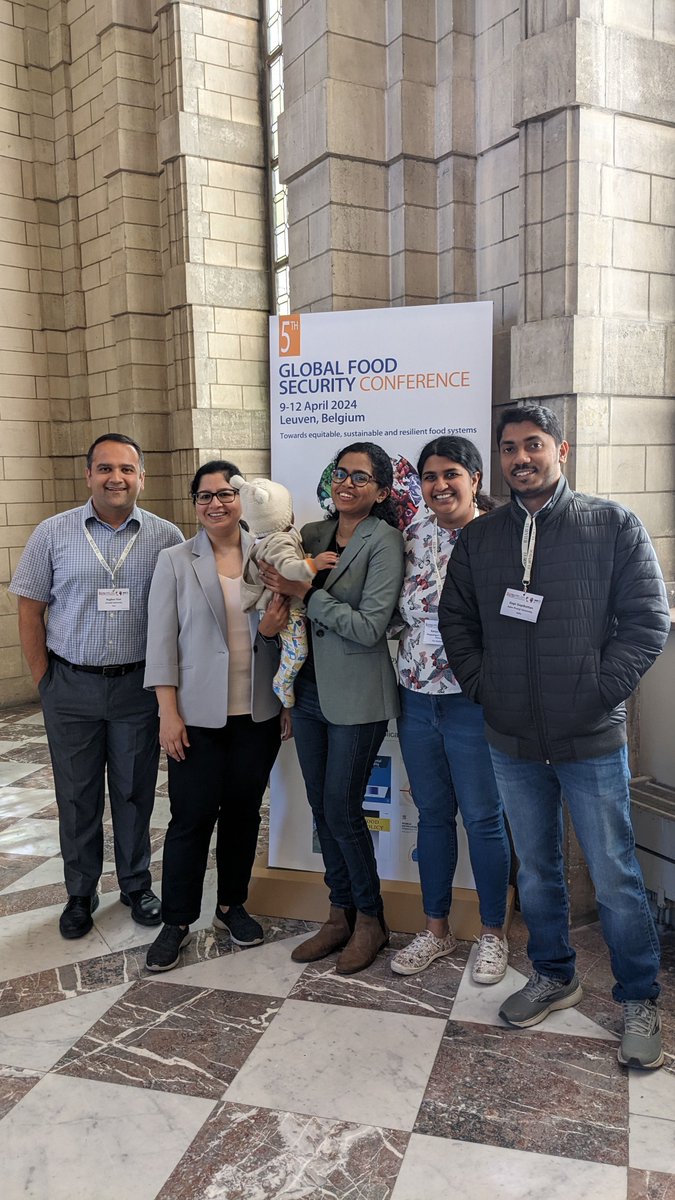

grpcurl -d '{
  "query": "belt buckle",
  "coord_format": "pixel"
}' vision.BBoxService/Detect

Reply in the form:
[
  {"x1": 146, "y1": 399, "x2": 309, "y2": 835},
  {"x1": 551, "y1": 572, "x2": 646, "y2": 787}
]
[{"x1": 101, "y1": 664, "x2": 117, "y2": 677}]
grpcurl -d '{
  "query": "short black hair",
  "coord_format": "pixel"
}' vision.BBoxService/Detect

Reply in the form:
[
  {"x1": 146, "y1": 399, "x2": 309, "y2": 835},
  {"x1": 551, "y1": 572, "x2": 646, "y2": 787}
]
[
  {"x1": 190, "y1": 459, "x2": 243, "y2": 501},
  {"x1": 496, "y1": 404, "x2": 564, "y2": 447},
  {"x1": 86, "y1": 433, "x2": 144, "y2": 470}
]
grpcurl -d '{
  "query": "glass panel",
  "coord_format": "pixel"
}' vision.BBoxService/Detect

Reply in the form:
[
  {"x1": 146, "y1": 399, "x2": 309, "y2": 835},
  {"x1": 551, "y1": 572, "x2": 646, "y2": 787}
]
[{"x1": 266, "y1": 7, "x2": 287, "y2": 312}]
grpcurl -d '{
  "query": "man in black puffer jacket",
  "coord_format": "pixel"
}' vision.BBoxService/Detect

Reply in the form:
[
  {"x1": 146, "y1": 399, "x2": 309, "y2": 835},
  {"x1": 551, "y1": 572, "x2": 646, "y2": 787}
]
[{"x1": 439, "y1": 403, "x2": 670, "y2": 1071}]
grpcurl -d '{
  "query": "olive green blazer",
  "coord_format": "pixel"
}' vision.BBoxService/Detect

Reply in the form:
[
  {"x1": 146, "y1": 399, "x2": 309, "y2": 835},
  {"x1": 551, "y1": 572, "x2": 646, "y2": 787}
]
[{"x1": 302, "y1": 515, "x2": 404, "y2": 725}]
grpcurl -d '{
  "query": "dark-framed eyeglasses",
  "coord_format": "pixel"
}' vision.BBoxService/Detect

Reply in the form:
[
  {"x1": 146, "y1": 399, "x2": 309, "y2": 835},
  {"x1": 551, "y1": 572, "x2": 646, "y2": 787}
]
[
  {"x1": 192, "y1": 489, "x2": 238, "y2": 505},
  {"x1": 331, "y1": 467, "x2": 376, "y2": 488}
]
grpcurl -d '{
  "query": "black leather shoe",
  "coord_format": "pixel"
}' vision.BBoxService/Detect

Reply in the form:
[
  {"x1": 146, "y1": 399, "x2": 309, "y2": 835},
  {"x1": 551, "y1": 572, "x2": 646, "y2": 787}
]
[
  {"x1": 59, "y1": 893, "x2": 100, "y2": 939},
  {"x1": 120, "y1": 888, "x2": 161, "y2": 926}
]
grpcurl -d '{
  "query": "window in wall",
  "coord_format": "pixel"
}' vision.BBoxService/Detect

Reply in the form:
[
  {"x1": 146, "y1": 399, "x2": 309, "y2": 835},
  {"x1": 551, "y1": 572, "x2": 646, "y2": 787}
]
[{"x1": 264, "y1": 0, "x2": 289, "y2": 314}]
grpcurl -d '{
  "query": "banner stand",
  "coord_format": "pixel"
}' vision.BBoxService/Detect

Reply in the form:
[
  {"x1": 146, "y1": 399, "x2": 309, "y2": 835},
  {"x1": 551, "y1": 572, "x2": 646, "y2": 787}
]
[{"x1": 248, "y1": 861, "x2": 515, "y2": 939}]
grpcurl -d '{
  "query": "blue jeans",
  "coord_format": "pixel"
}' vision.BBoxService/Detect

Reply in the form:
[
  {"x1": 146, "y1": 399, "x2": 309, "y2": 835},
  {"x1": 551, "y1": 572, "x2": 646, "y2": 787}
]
[
  {"x1": 292, "y1": 676, "x2": 387, "y2": 916},
  {"x1": 489, "y1": 745, "x2": 660, "y2": 1002},
  {"x1": 398, "y1": 686, "x2": 510, "y2": 926}
]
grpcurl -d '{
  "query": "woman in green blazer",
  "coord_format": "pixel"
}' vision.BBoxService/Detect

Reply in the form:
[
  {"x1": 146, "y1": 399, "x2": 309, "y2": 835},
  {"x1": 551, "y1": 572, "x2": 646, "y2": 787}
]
[{"x1": 259, "y1": 442, "x2": 404, "y2": 975}]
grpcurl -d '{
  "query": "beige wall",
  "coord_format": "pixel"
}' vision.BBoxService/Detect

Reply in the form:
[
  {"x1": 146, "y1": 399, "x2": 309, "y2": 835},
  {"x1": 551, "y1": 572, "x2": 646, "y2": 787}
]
[
  {"x1": 281, "y1": 0, "x2": 674, "y2": 601},
  {"x1": 0, "y1": 0, "x2": 271, "y2": 704},
  {"x1": 1, "y1": 0, "x2": 674, "y2": 708}
]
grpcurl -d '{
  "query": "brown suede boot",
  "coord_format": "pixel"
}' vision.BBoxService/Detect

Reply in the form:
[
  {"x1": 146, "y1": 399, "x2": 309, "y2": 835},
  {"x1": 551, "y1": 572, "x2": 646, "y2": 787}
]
[
  {"x1": 291, "y1": 905, "x2": 356, "y2": 963},
  {"x1": 335, "y1": 911, "x2": 390, "y2": 975}
]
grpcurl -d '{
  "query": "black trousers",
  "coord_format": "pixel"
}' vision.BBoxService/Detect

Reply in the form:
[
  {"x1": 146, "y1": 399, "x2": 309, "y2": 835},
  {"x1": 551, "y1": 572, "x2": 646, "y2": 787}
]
[{"x1": 160, "y1": 714, "x2": 281, "y2": 926}]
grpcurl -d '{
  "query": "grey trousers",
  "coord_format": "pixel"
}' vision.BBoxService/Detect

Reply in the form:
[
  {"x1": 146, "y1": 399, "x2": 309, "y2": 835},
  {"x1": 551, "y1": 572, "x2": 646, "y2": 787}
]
[{"x1": 39, "y1": 657, "x2": 160, "y2": 896}]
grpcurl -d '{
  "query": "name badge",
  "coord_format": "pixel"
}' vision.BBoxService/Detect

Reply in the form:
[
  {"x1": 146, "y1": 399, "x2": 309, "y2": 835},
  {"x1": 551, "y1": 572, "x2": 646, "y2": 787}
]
[
  {"x1": 500, "y1": 587, "x2": 543, "y2": 623},
  {"x1": 424, "y1": 618, "x2": 445, "y2": 646},
  {"x1": 98, "y1": 588, "x2": 130, "y2": 612}
]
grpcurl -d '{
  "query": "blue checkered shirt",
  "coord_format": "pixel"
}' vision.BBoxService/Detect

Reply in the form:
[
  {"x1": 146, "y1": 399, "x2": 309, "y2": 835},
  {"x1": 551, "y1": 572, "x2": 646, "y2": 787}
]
[{"x1": 10, "y1": 499, "x2": 184, "y2": 666}]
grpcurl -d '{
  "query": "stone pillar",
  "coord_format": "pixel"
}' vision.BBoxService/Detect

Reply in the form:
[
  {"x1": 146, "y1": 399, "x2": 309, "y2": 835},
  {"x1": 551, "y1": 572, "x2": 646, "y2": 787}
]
[
  {"x1": 511, "y1": 6, "x2": 675, "y2": 607},
  {"x1": 0, "y1": 0, "x2": 272, "y2": 701},
  {"x1": 156, "y1": 0, "x2": 270, "y2": 530}
]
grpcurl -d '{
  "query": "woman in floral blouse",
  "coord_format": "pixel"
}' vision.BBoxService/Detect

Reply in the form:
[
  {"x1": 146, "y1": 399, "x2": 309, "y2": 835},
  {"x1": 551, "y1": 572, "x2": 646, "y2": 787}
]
[{"x1": 391, "y1": 436, "x2": 511, "y2": 983}]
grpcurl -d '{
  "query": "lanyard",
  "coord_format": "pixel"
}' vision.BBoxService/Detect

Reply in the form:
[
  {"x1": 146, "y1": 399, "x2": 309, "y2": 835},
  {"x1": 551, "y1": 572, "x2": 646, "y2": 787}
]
[
  {"x1": 430, "y1": 509, "x2": 479, "y2": 597},
  {"x1": 520, "y1": 514, "x2": 537, "y2": 591},
  {"x1": 431, "y1": 521, "x2": 445, "y2": 597},
  {"x1": 83, "y1": 520, "x2": 140, "y2": 583}
]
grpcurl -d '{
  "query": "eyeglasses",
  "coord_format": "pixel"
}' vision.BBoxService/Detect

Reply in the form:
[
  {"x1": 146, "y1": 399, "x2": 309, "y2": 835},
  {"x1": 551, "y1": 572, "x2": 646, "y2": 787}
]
[
  {"x1": 331, "y1": 467, "x2": 376, "y2": 488},
  {"x1": 193, "y1": 489, "x2": 237, "y2": 505}
]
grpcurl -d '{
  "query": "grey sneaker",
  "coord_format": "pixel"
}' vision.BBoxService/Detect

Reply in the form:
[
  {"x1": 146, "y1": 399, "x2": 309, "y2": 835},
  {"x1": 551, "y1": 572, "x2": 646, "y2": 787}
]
[
  {"x1": 499, "y1": 970, "x2": 582, "y2": 1028},
  {"x1": 618, "y1": 999, "x2": 664, "y2": 1070}
]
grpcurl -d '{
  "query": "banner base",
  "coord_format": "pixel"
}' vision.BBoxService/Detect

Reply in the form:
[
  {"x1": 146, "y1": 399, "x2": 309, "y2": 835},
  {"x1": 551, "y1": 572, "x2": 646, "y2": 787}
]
[{"x1": 249, "y1": 862, "x2": 515, "y2": 940}]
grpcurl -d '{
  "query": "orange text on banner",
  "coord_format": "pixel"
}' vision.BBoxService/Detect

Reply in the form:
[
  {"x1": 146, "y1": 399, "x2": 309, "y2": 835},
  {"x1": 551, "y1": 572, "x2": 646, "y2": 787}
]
[{"x1": 279, "y1": 315, "x2": 301, "y2": 357}]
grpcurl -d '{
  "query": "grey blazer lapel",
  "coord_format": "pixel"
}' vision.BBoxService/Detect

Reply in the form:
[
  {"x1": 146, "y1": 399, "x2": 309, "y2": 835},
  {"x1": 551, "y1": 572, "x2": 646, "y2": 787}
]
[
  {"x1": 325, "y1": 516, "x2": 374, "y2": 588},
  {"x1": 191, "y1": 528, "x2": 228, "y2": 644}
]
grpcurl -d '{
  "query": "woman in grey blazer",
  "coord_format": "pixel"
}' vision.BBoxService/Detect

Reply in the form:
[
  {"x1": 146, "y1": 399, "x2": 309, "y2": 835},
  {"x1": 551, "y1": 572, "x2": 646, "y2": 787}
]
[
  {"x1": 143, "y1": 460, "x2": 290, "y2": 972},
  {"x1": 260, "y1": 442, "x2": 404, "y2": 975}
]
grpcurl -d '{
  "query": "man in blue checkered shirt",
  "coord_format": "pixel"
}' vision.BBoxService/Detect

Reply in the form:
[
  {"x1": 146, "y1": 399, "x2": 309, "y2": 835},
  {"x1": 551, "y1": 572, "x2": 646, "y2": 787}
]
[{"x1": 10, "y1": 434, "x2": 184, "y2": 939}]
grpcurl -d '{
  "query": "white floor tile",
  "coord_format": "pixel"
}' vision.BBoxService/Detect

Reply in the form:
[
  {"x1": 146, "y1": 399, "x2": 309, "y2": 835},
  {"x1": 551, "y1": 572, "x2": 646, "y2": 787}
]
[
  {"x1": 0, "y1": 740, "x2": 31, "y2": 756},
  {"x1": 0, "y1": 789, "x2": 56, "y2": 825},
  {"x1": 0, "y1": 902, "x2": 110, "y2": 983},
  {"x1": 147, "y1": 794, "x2": 171, "y2": 830},
  {"x1": 12, "y1": 713, "x2": 45, "y2": 728},
  {"x1": 0, "y1": 762, "x2": 42, "y2": 787},
  {"x1": 91, "y1": 889, "x2": 162, "y2": 952},
  {"x1": 0, "y1": 1073, "x2": 214, "y2": 1200},
  {"x1": 0, "y1": 856, "x2": 112, "y2": 895},
  {"x1": 226, "y1": 998, "x2": 446, "y2": 1131},
  {"x1": 630, "y1": 1113, "x2": 675, "y2": 1173},
  {"x1": 92, "y1": 871, "x2": 219, "y2": 953},
  {"x1": 162, "y1": 932, "x2": 310, "y2": 997},
  {"x1": 0, "y1": 817, "x2": 61, "y2": 859},
  {"x1": 629, "y1": 1062, "x2": 675, "y2": 1119},
  {"x1": 391, "y1": 1135, "x2": 627, "y2": 1200},
  {"x1": 0, "y1": 983, "x2": 131, "y2": 1071},
  {"x1": 450, "y1": 947, "x2": 617, "y2": 1041}
]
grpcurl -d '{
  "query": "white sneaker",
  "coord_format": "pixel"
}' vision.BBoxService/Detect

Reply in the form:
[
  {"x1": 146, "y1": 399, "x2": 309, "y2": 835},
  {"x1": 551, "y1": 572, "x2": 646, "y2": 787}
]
[
  {"x1": 391, "y1": 929, "x2": 457, "y2": 976},
  {"x1": 472, "y1": 934, "x2": 508, "y2": 985}
]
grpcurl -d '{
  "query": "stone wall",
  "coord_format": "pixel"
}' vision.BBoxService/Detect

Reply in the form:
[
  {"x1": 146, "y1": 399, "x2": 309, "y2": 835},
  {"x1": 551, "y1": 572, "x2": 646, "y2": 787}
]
[
  {"x1": 1, "y1": 0, "x2": 674, "y2": 711},
  {"x1": 281, "y1": 0, "x2": 675, "y2": 589},
  {"x1": 0, "y1": 0, "x2": 270, "y2": 703}
]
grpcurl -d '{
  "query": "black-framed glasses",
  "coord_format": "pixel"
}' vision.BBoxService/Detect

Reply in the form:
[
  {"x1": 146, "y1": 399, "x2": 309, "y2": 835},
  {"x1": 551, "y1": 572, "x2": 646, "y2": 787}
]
[
  {"x1": 331, "y1": 467, "x2": 376, "y2": 488},
  {"x1": 192, "y1": 489, "x2": 238, "y2": 505}
]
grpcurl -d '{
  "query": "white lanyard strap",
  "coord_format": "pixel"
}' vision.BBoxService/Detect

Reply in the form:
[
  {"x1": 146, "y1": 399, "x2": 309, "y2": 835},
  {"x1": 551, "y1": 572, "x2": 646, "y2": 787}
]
[
  {"x1": 83, "y1": 521, "x2": 140, "y2": 583},
  {"x1": 431, "y1": 521, "x2": 444, "y2": 597},
  {"x1": 521, "y1": 514, "x2": 537, "y2": 591},
  {"x1": 431, "y1": 509, "x2": 480, "y2": 596}
]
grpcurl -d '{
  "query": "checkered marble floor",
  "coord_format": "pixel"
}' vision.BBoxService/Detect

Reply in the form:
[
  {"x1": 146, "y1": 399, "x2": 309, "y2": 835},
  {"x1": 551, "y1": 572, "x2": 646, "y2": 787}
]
[{"x1": 0, "y1": 703, "x2": 673, "y2": 1200}]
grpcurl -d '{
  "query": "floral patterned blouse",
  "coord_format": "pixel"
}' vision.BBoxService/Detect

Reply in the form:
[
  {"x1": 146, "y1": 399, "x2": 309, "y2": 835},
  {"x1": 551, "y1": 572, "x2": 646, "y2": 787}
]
[{"x1": 393, "y1": 513, "x2": 463, "y2": 695}]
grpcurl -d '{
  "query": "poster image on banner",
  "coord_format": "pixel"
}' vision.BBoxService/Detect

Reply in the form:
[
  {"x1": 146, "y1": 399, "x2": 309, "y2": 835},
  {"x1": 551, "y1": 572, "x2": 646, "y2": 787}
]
[{"x1": 268, "y1": 302, "x2": 493, "y2": 884}]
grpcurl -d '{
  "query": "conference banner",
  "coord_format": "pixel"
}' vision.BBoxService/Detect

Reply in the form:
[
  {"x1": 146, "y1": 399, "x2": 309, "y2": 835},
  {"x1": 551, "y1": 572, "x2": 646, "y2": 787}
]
[{"x1": 268, "y1": 302, "x2": 493, "y2": 883}]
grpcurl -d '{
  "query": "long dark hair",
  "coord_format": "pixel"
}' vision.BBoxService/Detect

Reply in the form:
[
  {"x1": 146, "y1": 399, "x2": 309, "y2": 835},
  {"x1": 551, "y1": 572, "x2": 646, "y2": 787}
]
[
  {"x1": 417, "y1": 436, "x2": 495, "y2": 513},
  {"x1": 334, "y1": 441, "x2": 398, "y2": 526},
  {"x1": 189, "y1": 459, "x2": 243, "y2": 502}
]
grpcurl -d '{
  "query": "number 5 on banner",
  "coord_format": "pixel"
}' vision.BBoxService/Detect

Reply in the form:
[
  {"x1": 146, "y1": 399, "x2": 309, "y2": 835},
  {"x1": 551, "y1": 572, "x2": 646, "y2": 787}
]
[{"x1": 279, "y1": 315, "x2": 301, "y2": 357}]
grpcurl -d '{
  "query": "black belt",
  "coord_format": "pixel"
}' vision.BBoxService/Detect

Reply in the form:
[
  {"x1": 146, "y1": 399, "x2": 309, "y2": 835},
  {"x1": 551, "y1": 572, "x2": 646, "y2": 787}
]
[{"x1": 49, "y1": 652, "x2": 145, "y2": 678}]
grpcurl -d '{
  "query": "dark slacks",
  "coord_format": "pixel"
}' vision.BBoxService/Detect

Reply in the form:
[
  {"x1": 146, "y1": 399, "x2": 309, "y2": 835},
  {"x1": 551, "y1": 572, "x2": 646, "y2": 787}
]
[
  {"x1": 39, "y1": 656, "x2": 160, "y2": 896},
  {"x1": 292, "y1": 676, "x2": 387, "y2": 917},
  {"x1": 160, "y1": 714, "x2": 281, "y2": 926}
]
